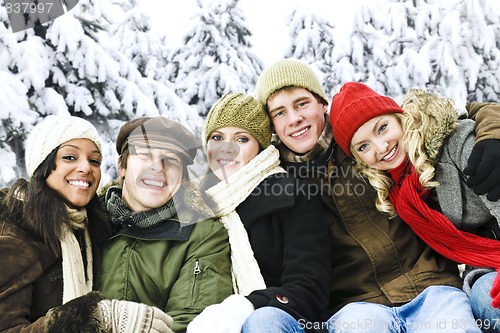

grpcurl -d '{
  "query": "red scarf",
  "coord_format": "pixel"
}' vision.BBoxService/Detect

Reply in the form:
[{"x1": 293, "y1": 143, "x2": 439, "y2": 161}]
[{"x1": 388, "y1": 158, "x2": 500, "y2": 269}]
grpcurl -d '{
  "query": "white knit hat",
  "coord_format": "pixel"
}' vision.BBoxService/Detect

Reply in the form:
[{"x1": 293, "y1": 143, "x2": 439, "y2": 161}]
[{"x1": 25, "y1": 115, "x2": 102, "y2": 177}]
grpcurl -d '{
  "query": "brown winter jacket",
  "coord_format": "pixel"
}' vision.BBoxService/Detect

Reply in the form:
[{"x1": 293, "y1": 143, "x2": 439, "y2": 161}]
[
  {"x1": 0, "y1": 213, "x2": 62, "y2": 332},
  {"x1": 467, "y1": 102, "x2": 500, "y2": 141},
  {"x1": 0, "y1": 190, "x2": 106, "y2": 333},
  {"x1": 324, "y1": 146, "x2": 462, "y2": 314},
  {"x1": 280, "y1": 102, "x2": 500, "y2": 318},
  {"x1": 283, "y1": 144, "x2": 462, "y2": 317}
]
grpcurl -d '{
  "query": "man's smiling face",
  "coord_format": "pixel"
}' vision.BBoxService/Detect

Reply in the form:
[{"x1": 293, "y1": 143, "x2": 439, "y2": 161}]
[{"x1": 267, "y1": 87, "x2": 327, "y2": 154}]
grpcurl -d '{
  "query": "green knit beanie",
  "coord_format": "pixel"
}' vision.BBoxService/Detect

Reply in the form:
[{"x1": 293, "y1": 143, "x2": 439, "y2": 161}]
[
  {"x1": 255, "y1": 58, "x2": 328, "y2": 106},
  {"x1": 204, "y1": 92, "x2": 272, "y2": 149}
]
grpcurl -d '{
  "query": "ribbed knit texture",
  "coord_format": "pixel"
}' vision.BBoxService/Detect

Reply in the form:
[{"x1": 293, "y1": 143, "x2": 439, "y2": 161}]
[
  {"x1": 99, "y1": 299, "x2": 153, "y2": 333},
  {"x1": 61, "y1": 207, "x2": 93, "y2": 304},
  {"x1": 206, "y1": 145, "x2": 286, "y2": 296},
  {"x1": 330, "y1": 82, "x2": 403, "y2": 156},
  {"x1": 204, "y1": 93, "x2": 272, "y2": 149},
  {"x1": 389, "y1": 167, "x2": 500, "y2": 270},
  {"x1": 25, "y1": 115, "x2": 102, "y2": 177},
  {"x1": 255, "y1": 58, "x2": 328, "y2": 105}
]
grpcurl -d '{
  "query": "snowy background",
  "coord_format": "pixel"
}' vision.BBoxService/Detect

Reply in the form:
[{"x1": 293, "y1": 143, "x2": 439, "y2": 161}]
[{"x1": 1, "y1": 0, "x2": 500, "y2": 188}]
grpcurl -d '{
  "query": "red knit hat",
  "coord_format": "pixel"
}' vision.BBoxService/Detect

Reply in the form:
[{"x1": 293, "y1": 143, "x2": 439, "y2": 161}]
[{"x1": 329, "y1": 82, "x2": 404, "y2": 156}]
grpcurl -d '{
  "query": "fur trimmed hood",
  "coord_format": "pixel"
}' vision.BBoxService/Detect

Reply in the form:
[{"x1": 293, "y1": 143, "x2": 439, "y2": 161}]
[{"x1": 400, "y1": 88, "x2": 460, "y2": 162}]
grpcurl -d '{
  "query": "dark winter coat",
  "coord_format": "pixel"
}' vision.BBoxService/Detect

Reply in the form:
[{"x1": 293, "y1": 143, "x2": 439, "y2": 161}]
[
  {"x1": 235, "y1": 174, "x2": 331, "y2": 328},
  {"x1": 0, "y1": 190, "x2": 108, "y2": 333}
]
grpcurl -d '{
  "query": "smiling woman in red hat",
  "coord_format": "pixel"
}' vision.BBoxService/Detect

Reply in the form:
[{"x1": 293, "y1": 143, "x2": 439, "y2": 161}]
[{"x1": 330, "y1": 82, "x2": 500, "y2": 332}]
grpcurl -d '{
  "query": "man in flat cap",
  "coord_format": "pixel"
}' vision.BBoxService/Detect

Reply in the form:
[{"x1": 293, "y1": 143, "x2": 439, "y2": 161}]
[{"x1": 98, "y1": 116, "x2": 233, "y2": 333}]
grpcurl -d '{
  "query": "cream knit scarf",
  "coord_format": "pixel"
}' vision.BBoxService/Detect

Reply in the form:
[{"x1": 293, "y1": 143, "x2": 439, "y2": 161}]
[
  {"x1": 206, "y1": 145, "x2": 286, "y2": 296},
  {"x1": 61, "y1": 206, "x2": 93, "y2": 304}
]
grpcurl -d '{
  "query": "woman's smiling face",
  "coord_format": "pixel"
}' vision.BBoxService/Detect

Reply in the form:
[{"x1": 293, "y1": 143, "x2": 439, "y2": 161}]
[
  {"x1": 207, "y1": 126, "x2": 260, "y2": 180},
  {"x1": 351, "y1": 114, "x2": 406, "y2": 171},
  {"x1": 45, "y1": 138, "x2": 102, "y2": 207}
]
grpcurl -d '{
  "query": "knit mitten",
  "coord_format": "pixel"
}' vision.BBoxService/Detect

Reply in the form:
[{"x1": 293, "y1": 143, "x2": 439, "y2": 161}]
[
  {"x1": 187, "y1": 294, "x2": 254, "y2": 333},
  {"x1": 490, "y1": 269, "x2": 500, "y2": 308},
  {"x1": 98, "y1": 299, "x2": 173, "y2": 333}
]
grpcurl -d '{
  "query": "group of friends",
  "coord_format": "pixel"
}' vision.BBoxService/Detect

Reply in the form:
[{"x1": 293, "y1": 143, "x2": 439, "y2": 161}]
[{"x1": 1, "y1": 58, "x2": 499, "y2": 333}]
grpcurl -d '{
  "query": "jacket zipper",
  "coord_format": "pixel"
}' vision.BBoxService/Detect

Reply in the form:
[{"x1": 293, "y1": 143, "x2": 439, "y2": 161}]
[
  {"x1": 188, "y1": 259, "x2": 202, "y2": 307},
  {"x1": 194, "y1": 259, "x2": 201, "y2": 275}
]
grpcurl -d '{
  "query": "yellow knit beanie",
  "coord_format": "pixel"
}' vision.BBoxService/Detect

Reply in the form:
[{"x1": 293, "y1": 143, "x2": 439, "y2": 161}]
[
  {"x1": 255, "y1": 58, "x2": 328, "y2": 106},
  {"x1": 204, "y1": 92, "x2": 272, "y2": 149}
]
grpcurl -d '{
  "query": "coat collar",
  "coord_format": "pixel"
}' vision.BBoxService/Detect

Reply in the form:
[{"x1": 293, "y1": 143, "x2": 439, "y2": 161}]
[{"x1": 115, "y1": 220, "x2": 195, "y2": 241}]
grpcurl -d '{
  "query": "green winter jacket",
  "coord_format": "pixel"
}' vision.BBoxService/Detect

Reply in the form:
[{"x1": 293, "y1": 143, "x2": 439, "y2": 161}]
[{"x1": 98, "y1": 187, "x2": 233, "y2": 333}]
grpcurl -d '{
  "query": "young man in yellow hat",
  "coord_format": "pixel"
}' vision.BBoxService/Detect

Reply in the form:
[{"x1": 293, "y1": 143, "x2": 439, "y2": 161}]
[{"x1": 255, "y1": 58, "x2": 500, "y2": 332}]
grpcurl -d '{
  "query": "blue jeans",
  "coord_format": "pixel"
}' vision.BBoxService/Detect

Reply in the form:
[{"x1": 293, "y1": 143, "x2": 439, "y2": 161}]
[
  {"x1": 242, "y1": 306, "x2": 306, "y2": 333},
  {"x1": 470, "y1": 272, "x2": 500, "y2": 333},
  {"x1": 326, "y1": 286, "x2": 481, "y2": 332}
]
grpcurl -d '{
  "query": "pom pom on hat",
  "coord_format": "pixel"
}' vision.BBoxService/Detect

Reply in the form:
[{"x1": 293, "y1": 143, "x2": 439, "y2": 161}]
[
  {"x1": 255, "y1": 58, "x2": 328, "y2": 106},
  {"x1": 25, "y1": 115, "x2": 102, "y2": 177},
  {"x1": 204, "y1": 93, "x2": 272, "y2": 149},
  {"x1": 116, "y1": 116, "x2": 197, "y2": 165},
  {"x1": 329, "y1": 82, "x2": 403, "y2": 157}
]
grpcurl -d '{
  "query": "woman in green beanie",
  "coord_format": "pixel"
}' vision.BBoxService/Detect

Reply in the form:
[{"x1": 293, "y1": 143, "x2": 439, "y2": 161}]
[{"x1": 187, "y1": 92, "x2": 331, "y2": 333}]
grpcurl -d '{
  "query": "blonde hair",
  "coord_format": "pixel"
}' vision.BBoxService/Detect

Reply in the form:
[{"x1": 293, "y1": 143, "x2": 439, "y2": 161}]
[{"x1": 352, "y1": 111, "x2": 443, "y2": 217}]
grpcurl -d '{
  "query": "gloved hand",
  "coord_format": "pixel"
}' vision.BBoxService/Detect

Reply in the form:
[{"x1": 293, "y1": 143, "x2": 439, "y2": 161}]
[
  {"x1": 98, "y1": 299, "x2": 174, "y2": 333},
  {"x1": 464, "y1": 139, "x2": 500, "y2": 201},
  {"x1": 187, "y1": 294, "x2": 254, "y2": 333},
  {"x1": 490, "y1": 269, "x2": 500, "y2": 308}
]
